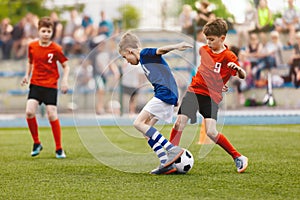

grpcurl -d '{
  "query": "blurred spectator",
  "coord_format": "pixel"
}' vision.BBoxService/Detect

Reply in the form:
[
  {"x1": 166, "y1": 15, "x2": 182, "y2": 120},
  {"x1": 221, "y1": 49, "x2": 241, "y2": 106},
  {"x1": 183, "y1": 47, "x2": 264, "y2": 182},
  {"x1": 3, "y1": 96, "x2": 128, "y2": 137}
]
[
  {"x1": 23, "y1": 13, "x2": 38, "y2": 40},
  {"x1": 50, "y1": 11, "x2": 63, "y2": 44},
  {"x1": 252, "y1": 32, "x2": 277, "y2": 82},
  {"x1": 91, "y1": 10, "x2": 114, "y2": 49},
  {"x1": 275, "y1": 0, "x2": 299, "y2": 46},
  {"x1": 91, "y1": 40, "x2": 120, "y2": 115},
  {"x1": 76, "y1": 58, "x2": 95, "y2": 94},
  {"x1": 194, "y1": 27, "x2": 206, "y2": 74},
  {"x1": 235, "y1": 0, "x2": 257, "y2": 48},
  {"x1": 121, "y1": 62, "x2": 144, "y2": 115},
  {"x1": 245, "y1": 32, "x2": 263, "y2": 69},
  {"x1": 81, "y1": 13, "x2": 94, "y2": 40},
  {"x1": 252, "y1": 0, "x2": 274, "y2": 34},
  {"x1": 11, "y1": 17, "x2": 25, "y2": 59},
  {"x1": 195, "y1": 0, "x2": 212, "y2": 28},
  {"x1": 98, "y1": 10, "x2": 114, "y2": 37},
  {"x1": 0, "y1": 18, "x2": 13, "y2": 59},
  {"x1": 283, "y1": 31, "x2": 300, "y2": 87},
  {"x1": 179, "y1": 4, "x2": 196, "y2": 36},
  {"x1": 230, "y1": 46, "x2": 252, "y2": 105},
  {"x1": 61, "y1": 9, "x2": 82, "y2": 55}
]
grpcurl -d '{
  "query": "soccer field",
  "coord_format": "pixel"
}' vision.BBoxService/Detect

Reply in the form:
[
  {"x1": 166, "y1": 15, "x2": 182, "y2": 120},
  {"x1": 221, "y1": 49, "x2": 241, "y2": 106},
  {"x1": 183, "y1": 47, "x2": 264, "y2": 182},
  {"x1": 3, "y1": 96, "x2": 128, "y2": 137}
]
[{"x1": 0, "y1": 124, "x2": 299, "y2": 200}]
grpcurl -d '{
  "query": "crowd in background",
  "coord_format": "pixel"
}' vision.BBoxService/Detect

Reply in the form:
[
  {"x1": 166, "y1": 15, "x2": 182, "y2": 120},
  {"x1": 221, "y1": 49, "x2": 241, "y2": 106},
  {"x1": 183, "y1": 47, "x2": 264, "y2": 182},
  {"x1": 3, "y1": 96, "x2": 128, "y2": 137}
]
[
  {"x1": 1, "y1": 0, "x2": 300, "y2": 113},
  {"x1": 0, "y1": 9, "x2": 117, "y2": 60},
  {"x1": 179, "y1": 0, "x2": 300, "y2": 96}
]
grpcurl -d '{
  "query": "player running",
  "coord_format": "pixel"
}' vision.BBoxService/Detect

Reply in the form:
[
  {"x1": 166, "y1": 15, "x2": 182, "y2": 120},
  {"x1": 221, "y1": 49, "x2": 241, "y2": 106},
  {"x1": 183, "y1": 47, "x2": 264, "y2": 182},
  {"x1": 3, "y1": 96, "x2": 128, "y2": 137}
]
[
  {"x1": 21, "y1": 16, "x2": 70, "y2": 158},
  {"x1": 169, "y1": 18, "x2": 248, "y2": 173}
]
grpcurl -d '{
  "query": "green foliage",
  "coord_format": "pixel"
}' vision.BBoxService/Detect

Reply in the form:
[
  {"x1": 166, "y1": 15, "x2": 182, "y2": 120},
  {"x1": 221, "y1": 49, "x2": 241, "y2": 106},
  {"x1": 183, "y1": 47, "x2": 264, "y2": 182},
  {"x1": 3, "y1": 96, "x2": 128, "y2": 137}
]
[
  {"x1": 0, "y1": 0, "x2": 85, "y2": 25},
  {"x1": 180, "y1": 0, "x2": 234, "y2": 20},
  {"x1": 0, "y1": 0, "x2": 49, "y2": 24},
  {"x1": 118, "y1": 4, "x2": 141, "y2": 30}
]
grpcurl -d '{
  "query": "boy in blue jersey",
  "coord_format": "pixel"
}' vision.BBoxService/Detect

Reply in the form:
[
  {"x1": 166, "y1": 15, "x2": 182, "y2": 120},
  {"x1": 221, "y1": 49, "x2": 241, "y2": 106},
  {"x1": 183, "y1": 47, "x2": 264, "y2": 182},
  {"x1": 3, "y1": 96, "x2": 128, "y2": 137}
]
[{"x1": 118, "y1": 32, "x2": 193, "y2": 174}]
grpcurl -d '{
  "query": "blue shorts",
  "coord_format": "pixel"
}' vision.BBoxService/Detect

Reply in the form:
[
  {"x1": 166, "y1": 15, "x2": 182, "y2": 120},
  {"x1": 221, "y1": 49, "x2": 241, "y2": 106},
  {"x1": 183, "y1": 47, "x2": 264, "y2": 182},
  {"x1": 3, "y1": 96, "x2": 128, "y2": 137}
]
[
  {"x1": 28, "y1": 84, "x2": 58, "y2": 105},
  {"x1": 178, "y1": 92, "x2": 218, "y2": 123}
]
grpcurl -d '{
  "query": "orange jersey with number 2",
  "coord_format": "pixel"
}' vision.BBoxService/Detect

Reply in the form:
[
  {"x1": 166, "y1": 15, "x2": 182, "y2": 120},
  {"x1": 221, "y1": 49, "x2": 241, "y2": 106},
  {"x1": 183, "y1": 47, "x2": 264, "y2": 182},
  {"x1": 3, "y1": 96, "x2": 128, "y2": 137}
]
[
  {"x1": 28, "y1": 40, "x2": 68, "y2": 89},
  {"x1": 188, "y1": 45, "x2": 238, "y2": 104}
]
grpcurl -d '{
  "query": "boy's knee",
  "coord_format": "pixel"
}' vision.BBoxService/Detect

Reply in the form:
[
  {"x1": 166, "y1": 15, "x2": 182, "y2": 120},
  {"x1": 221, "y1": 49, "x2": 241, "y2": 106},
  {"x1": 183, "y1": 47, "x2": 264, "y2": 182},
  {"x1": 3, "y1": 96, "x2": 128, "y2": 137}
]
[{"x1": 26, "y1": 111, "x2": 35, "y2": 118}]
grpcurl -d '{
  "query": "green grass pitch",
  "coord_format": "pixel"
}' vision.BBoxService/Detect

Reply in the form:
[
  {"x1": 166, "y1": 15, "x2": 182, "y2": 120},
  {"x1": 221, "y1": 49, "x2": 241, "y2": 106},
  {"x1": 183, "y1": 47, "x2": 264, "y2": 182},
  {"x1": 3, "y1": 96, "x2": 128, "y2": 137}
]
[{"x1": 0, "y1": 124, "x2": 299, "y2": 199}]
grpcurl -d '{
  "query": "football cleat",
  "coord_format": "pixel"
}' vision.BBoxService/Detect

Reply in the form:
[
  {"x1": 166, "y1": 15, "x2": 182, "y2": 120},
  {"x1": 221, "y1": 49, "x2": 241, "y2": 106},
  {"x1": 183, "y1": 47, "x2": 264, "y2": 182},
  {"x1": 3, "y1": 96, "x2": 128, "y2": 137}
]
[
  {"x1": 234, "y1": 155, "x2": 248, "y2": 173},
  {"x1": 150, "y1": 163, "x2": 177, "y2": 175},
  {"x1": 55, "y1": 149, "x2": 66, "y2": 159},
  {"x1": 31, "y1": 143, "x2": 43, "y2": 157},
  {"x1": 163, "y1": 146, "x2": 184, "y2": 167}
]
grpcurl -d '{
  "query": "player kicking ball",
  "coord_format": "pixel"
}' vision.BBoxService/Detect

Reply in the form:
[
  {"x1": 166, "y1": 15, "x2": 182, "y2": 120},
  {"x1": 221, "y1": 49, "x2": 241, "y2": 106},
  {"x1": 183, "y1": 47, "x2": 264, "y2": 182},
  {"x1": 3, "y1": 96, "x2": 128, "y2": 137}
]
[
  {"x1": 21, "y1": 17, "x2": 70, "y2": 159},
  {"x1": 118, "y1": 32, "x2": 193, "y2": 174},
  {"x1": 169, "y1": 18, "x2": 248, "y2": 173}
]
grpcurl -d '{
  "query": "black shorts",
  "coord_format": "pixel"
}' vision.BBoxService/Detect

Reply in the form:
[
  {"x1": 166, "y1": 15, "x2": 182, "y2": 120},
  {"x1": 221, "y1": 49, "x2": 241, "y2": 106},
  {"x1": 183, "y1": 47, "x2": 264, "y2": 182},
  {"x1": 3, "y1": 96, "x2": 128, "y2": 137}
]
[
  {"x1": 178, "y1": 91, "x2": 218, "y2": 123},
  {"x1": 28, "y1": 84, "x2": 58, "y2": 105},
  {"x1": 121, "y1": 85, "x2": 139, "y2": 98}
]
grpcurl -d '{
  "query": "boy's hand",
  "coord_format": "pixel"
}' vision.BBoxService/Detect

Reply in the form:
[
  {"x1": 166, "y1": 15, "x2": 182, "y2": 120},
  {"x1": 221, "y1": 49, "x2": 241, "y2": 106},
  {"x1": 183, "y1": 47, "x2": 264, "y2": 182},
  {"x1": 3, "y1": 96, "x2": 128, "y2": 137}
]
[
  {"x1": 222, "y1": 85, "x2": 229, "y2": 92},
  {"x1": 60, "y1": 80, "x2": 69, "y2": 94},
  {"x1": 177, "y1": 42, "x2": 193, "y2": 51},
  {"x1": 227, "y1": 62, "x2": 239, "y2": 71},
  {"x1": 21, "y1": 76, "x2": 28, "y2": 86}
]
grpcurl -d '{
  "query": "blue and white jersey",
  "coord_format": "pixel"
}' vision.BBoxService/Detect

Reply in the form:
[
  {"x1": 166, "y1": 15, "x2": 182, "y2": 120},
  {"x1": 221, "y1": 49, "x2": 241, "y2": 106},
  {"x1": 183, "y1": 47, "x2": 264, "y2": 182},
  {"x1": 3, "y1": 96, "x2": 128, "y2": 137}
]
[{"x1": 139, "y1": 48, "x2": 178, "y2": 105}]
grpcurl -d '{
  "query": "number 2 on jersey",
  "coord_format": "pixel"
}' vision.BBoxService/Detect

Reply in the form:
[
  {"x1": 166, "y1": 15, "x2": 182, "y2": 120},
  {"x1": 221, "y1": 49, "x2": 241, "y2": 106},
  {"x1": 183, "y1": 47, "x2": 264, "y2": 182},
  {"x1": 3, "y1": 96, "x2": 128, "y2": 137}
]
[{"x1": 48, "y1": 53, "x2": 54, "y2": 63}]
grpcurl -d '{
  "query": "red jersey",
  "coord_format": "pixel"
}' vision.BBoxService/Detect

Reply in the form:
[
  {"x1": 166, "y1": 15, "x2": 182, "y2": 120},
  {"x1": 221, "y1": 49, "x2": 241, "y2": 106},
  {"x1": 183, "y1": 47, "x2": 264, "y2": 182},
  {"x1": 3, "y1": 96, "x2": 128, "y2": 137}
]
[
  {"x1": 188, "y1": 45, "x2": 238, "y2": 104},
  {"x1": 28, "y1": 40, "x2": 68, "y2": 89}
]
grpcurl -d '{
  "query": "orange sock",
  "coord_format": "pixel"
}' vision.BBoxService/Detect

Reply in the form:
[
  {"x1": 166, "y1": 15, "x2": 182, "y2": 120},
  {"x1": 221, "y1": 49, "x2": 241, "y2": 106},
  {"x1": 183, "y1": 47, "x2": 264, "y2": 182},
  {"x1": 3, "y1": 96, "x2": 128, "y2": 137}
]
[
  {"x1": 169, "y1": 128, "x2": 182, "y2": 146},
  {"x1": 26, "y1": 117, "x2": 40, "y2": 144},
  {"x1": 50, "y1": 119, "x2": 62, "y2": 151},
  {"x1": 214, "y1": 133, "x2": 241, "y2": 159}
]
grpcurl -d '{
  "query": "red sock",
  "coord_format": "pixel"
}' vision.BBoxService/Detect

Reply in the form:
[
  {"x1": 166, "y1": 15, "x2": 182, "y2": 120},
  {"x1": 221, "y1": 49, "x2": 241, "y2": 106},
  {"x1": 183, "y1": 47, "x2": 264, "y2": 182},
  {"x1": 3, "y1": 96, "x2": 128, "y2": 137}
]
[
  {"x1": 215, "y1": 133, "x2": 241, "y2": 159},
  {"x1": 50, "y1": 119, "x2": 62, "y2": 151},
  {"x1": 26, "y1": 117, "x2": 40, "y2": 144},
  {"x1": 169, "y1": 128, "x2": 182, "y2": 146}
]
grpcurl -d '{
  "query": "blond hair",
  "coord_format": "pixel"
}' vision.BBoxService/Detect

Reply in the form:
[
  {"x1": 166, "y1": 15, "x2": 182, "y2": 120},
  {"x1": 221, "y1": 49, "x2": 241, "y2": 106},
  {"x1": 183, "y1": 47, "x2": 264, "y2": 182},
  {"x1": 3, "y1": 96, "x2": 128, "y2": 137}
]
[{"x1": 118, "y1": 32, "x2": 141, "y2": 53}]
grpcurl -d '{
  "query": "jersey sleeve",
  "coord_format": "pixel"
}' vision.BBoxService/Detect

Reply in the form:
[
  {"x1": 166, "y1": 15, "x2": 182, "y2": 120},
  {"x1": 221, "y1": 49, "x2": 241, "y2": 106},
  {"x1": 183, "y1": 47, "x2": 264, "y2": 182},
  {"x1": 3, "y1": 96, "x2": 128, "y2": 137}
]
[
  {"x1": 140, "y1": 48, "x2": 157, "y2": 57},
  {"x1": 55, "y1": 45, "x2": 68, "y2": 64}
]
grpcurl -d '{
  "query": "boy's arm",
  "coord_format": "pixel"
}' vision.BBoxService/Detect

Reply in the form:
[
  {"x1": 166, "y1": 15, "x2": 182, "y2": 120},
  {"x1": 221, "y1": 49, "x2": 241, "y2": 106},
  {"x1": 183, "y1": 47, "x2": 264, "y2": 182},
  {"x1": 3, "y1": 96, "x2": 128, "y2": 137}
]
[
  {"x1": 60, "y1": 61, "x2": 70, "y2": 94},
  {"x1": 156, "y1": 42, "x2": 193, "y2": 55},
  {"x1": 21, "y1": 62, "x2": 33, "y2": 86},
  {"x1": 227, "y1": 62, "x2": 246, "y2": 79}
]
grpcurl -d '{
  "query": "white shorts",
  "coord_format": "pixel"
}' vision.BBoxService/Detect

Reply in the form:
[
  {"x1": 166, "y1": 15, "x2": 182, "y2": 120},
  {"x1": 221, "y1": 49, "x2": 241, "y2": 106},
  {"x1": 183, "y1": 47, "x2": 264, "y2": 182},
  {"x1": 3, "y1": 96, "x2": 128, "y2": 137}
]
[{"x1": 143, "y1": 97, "x2": 174, "y2": 123}]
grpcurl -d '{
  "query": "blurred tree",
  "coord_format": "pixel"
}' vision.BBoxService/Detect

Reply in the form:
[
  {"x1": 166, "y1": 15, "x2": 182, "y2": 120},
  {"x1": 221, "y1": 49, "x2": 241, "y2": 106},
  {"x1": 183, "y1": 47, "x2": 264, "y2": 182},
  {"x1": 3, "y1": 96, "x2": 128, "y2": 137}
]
[
  {"x1": 0, "y1": 0, "x2": 49, "y2": 24},
  {"x1": 180, "y1": 0, "x2": 234, "y2": 21},
  {"x1": 118, "y1": 4, "x2": 141, "y2": 30},
  {"x1": 0, "y1": 0, "x2": 84, "y2": 25}
]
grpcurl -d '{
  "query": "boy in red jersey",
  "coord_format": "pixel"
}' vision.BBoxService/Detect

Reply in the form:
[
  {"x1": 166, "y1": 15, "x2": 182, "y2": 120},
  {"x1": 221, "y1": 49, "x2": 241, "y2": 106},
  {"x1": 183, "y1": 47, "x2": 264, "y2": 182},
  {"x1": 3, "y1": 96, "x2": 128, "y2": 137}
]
[
  {"x1": 21, "y1": 17, "x2": 70, "y2": 158},
  {"x1": 169, "y1": 18, "x2": 248, "y2": 173}
]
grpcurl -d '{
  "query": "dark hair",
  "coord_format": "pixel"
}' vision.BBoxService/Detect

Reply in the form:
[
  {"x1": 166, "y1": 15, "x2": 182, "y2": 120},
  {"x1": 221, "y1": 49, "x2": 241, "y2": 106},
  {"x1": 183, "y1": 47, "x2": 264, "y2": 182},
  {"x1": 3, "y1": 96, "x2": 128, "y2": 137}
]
[
  {"x1": 203, "y1": 18, "x2": 228, "y2": 37},
  {"x1": 230, "y1": 45, "x2": 240, "y2": 57},
  {"x1": 38, "y1": 16, "x2": 54, "y2": 30}
]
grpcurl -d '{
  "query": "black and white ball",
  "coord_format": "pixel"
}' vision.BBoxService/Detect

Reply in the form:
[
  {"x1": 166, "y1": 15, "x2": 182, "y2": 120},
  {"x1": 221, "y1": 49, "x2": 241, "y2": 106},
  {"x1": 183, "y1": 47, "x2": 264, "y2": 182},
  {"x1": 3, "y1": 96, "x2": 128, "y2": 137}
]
[{"x1": 174, "y1": 148, "x2": 194, "y2": 174}]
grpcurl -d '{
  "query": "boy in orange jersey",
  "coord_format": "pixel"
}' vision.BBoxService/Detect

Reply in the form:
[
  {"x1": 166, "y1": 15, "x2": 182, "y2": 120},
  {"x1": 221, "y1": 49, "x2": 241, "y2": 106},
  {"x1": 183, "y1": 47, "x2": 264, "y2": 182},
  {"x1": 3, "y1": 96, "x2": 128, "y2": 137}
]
[
  {"x1": 169, "y1": 18, "x2": 248, "y2": 173},
  {"x1": 21, "y1": 17, "x2": 70, "y2": 158}
]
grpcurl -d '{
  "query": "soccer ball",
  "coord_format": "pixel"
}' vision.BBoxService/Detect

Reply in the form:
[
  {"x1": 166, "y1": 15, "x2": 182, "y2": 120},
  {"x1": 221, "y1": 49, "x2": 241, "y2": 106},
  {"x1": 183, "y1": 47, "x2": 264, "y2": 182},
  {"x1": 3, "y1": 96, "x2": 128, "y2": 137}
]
[{"x1": 174, "y1": 148, "x2": 194, "y2": 174}]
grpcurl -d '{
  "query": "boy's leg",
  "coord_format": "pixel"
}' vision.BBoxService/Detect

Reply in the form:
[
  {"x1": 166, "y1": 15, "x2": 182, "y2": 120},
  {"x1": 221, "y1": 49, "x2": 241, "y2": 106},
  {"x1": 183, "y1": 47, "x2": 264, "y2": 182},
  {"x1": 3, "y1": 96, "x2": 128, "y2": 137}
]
[
  {"x1": 169, "y1": 114, "x2": 189, "y2": 145},
  {"x1": 146, "y1": 126, "x2": 183, "y2": 167},
  {"x1": 205, "y1": 119, "x2": 248, "y2": 173},
  {"x1": 49, "y1": 119, "x2": 62, "y2": 151},
  {"x1": 148, "y1": 138, "x2": 168, "y2": 165},
  {"x1": 26, "y1": 99, "x2": 42, "y2": 156},
  {"x1": 27, "y1": 117, "x2": 40, "y2": 144}
]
